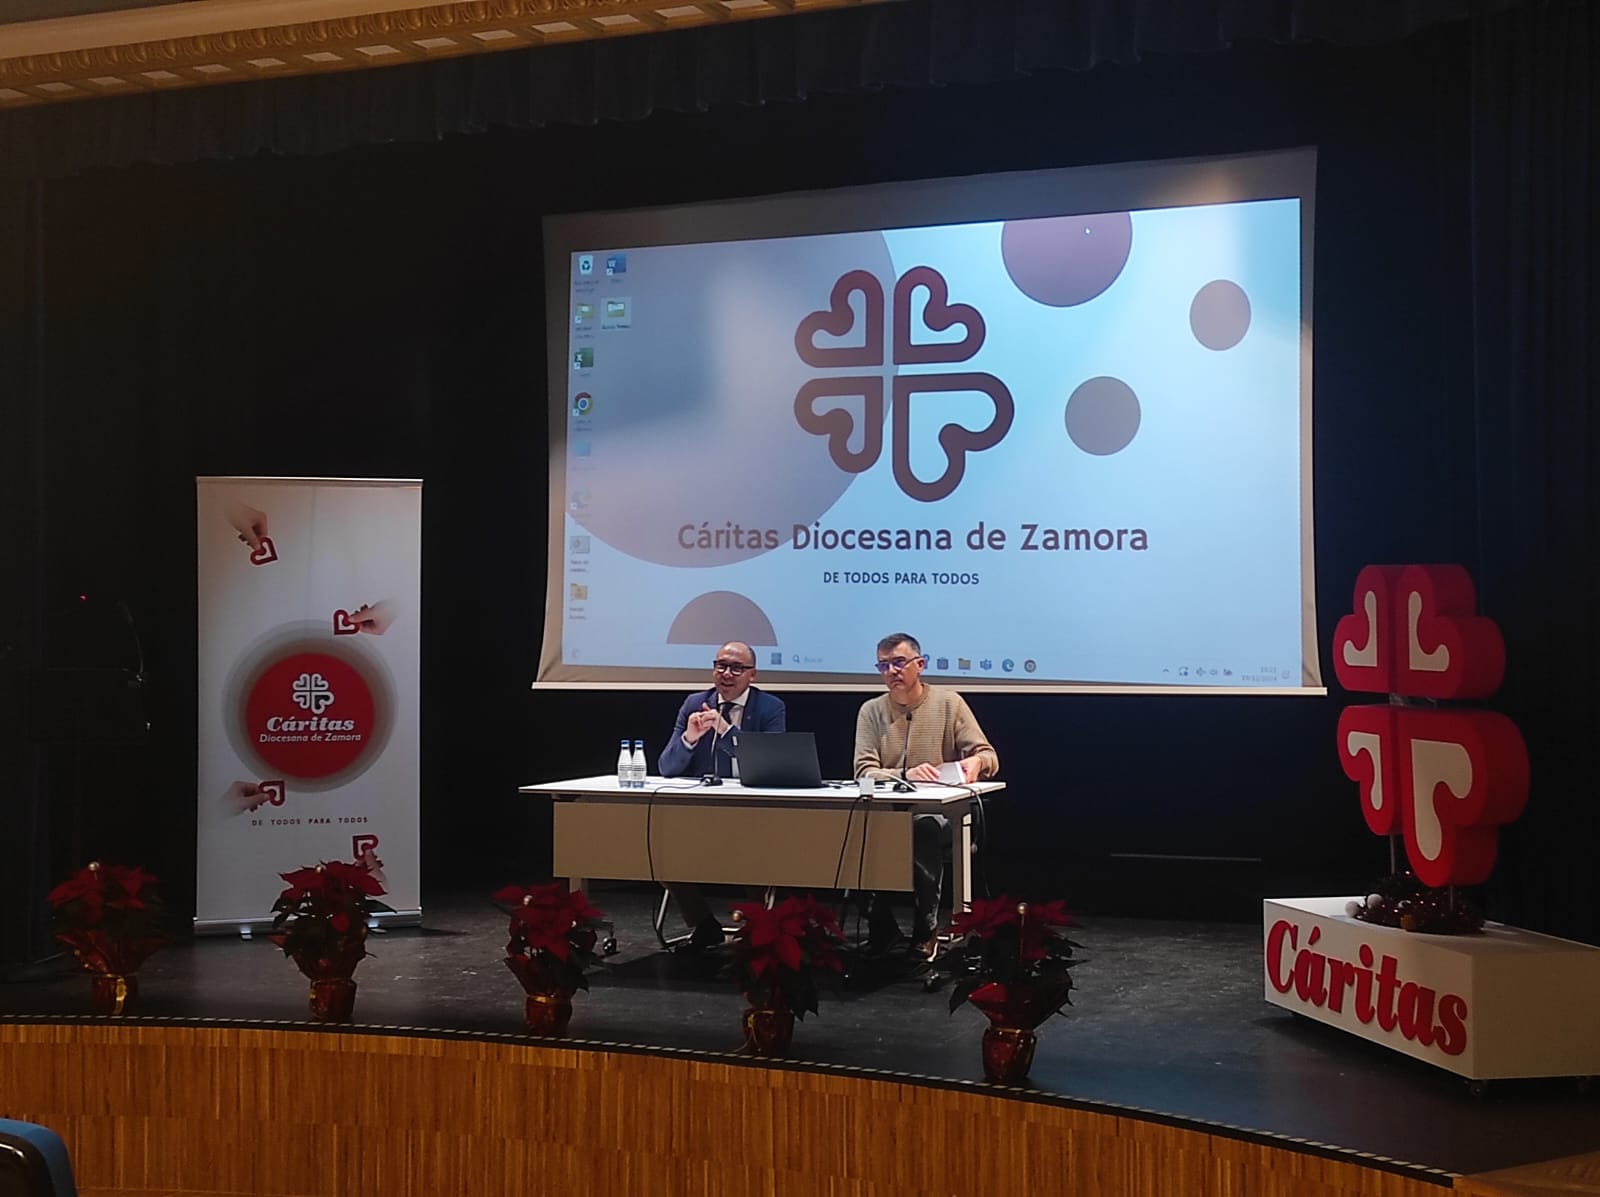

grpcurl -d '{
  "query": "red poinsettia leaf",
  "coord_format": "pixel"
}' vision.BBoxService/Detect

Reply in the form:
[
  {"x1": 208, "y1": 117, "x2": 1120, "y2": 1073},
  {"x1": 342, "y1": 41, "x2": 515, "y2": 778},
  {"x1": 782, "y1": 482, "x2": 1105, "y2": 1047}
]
[
  {"x1": 491, "y1": 884, "x2": 528, "y2": 904},
  {"x1": 329, "y1": 911, "x2": 351, "y2": 934},
  {"x1": 775, "y1": 934, "x2": 802, "y2": 972},
  {"x1": 1028, "y1": 899, "x2": 1076, "y2": 927},
  {"x1": 563, "y1": 889, "x2": 605, "y2": 924},
  {"x1": 47, "y1": 871, "x2": 100, "y2": 907},
  {"x1": 810, "y1": 905, "x2": 843, "y2": 935},
  {"x1": 729, "y1": 900, "x2": 767, "y2": 925}
]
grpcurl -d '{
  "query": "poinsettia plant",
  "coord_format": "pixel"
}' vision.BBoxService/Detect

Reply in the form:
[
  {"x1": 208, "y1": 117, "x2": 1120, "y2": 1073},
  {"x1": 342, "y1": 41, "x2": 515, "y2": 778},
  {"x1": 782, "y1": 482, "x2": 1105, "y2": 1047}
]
[
  {"x1": 47, "y1": 861, "x2": 166, "y2": 976},
  {"x1": 270, "y1": 858, "x2": 392, "y2": 977},
  {"x1": 726, "y1": 894, "x2": 845, "y2": 1020},
  {"x1": 493, "y1": 883, "x2": 608, "y2": 994},
  {"x1": 943, "y1": 896, "x2": 1084, "y2": 1025}
]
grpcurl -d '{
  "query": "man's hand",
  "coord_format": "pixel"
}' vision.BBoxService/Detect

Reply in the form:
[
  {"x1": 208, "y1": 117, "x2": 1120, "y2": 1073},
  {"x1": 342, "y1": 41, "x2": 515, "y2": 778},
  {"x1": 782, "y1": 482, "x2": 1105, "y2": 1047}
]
[
  {"x1": 960, "y1": 756, "x2": 983, "y2": 783},
  {"x1": 684, "y1": 703, "x2": 719, "y2": 746},
  {"x1": 907, "y1": 761, "x2": 941, "y2": 783}
]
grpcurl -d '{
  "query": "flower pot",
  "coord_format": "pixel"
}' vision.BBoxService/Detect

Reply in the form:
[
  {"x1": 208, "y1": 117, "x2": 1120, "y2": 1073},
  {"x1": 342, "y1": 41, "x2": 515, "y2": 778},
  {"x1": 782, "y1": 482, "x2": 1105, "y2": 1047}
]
[
  {"x1": 524, "y1": 988, "x2": 574, "y2": 1036},
  {"x1": 966, "y1": 980, "x2": 1071, "y2": 1084},
  {"x1": 742, "y1": 1005, "x2": 795, "y2": 1056},
  {"x1": 980, "y1": 1025, "x2": 1037, "y2": 1084},
  {"x1": 89, "y1": 972, "x2": 138, "y2": 1016},
  {"x1": 308, "y1": 977, "x2": 357, "y2": 1022}
]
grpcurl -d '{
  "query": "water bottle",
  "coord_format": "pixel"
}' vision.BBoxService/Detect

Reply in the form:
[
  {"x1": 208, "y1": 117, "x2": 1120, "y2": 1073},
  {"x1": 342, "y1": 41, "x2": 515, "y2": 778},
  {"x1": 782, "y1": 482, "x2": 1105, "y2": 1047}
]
[
  {"x1": 617, "y1": 739, "x2": 632, "y2": 789},
  {"x1": 630, "y1": 739, "x2": 646, "y2": 788}
]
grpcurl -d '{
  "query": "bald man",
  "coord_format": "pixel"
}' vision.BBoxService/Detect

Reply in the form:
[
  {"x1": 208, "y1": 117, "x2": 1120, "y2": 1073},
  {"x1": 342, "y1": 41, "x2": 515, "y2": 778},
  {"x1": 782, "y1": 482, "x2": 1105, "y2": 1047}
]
[{"x1": 657, "y1": 640, "x2": 787, "y2": 946}]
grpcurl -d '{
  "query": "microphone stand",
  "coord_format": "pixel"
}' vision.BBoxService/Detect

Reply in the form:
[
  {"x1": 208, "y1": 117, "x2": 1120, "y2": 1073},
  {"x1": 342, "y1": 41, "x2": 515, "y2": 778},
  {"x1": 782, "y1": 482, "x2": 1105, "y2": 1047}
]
[
  {"x1": 701, "y1": 696, "x2": 725, "y2": 786},
  {"x1": 893, "y1": 708, "x2": 915, "y2": 793}
]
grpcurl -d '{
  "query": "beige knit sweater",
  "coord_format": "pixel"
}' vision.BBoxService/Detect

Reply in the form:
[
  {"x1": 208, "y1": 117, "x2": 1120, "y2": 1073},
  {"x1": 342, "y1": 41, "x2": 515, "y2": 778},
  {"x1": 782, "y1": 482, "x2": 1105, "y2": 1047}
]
[{"x1": 852, "y1": 684, "x2": 999, "y2": 781}]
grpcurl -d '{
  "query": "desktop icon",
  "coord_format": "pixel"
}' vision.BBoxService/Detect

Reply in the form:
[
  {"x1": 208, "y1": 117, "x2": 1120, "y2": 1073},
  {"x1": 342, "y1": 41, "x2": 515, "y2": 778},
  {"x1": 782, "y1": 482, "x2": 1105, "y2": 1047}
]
[
  {"x1": 568, "y1": 584, "x2": 588, "y2": 601},
  {"x1": 601, "y1": 296, "x2": 632, "y2": 330},
  {"x1": 571, "y1": 440, "x2": 592, "y2": 457},
  {"x1": 979, "y1": 658, "x2": 993, "y2": 671},
  {"x1": 569, "y1": 535, "x2": 591, "y2": 554},
  {"x1": 571, "y1": 391, "x2": 593, "y2": 416},
  {"x1": 1023, "y1": 659, "x2": 1037, "y2": 673},
  {"x1": 605, "y1": 253, "x2": 627, "y2": 276},
  {"x1": 572, "y1": 347, "x2": 594, "y2": 369},
  {"x1": 573, "y1": 302, "x2": 596, "y2": 326},
  {"x1": 577, "y1": 254, "x2": 594, "y2": 276},
  {"x1": 568, "y1": 489, "x2": 590, "y2": 512},
  {"x1": 935, "y1": 656, "x2": 949, "y2": 670},
  {"x1": 1001, "y1": 658, "x2": 1015, "y2": 673},
  {"x1": 770, "y1": 652, "x2": 783, "y2": 666},
  {"x1": 957, "y1": 657, "x2": 971, "y2": 670}
]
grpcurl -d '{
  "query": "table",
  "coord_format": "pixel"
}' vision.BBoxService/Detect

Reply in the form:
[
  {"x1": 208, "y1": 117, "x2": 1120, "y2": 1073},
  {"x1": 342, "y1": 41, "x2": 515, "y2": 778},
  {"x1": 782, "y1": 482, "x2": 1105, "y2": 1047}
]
[{"x1": 519, "y1": 774, "x2": 1004, "y2": 944}]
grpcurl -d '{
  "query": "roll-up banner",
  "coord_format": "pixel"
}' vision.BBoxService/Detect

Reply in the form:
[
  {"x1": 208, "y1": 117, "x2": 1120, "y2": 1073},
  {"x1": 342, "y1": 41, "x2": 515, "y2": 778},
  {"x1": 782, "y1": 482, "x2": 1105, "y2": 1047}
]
[{"x1": 195, "y1": 477, "x2": 422, "y2": 933}]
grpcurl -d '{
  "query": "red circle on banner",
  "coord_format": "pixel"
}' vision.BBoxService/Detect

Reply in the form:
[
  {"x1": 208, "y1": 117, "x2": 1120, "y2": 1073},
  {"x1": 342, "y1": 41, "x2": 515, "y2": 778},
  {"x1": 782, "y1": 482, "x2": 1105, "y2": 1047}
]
[{"x1": 243, "y1": 652, "x2": 376, "y2": 780}]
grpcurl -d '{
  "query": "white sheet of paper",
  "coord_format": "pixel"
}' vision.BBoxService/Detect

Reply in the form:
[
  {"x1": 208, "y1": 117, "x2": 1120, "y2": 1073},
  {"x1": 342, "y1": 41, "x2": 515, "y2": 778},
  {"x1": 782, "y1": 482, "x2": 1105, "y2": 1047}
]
[{"x1": 937, "y1": 761, "x2": 964, "y2": 785}]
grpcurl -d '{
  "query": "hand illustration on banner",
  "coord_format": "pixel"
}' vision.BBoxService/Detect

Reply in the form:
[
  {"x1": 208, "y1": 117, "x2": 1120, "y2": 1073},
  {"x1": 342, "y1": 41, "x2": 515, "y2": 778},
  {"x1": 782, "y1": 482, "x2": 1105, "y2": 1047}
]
[
  {"x1": 226, "y1": 502, "x2": 274, "y2": 562},
  {"x1": 355, "y1": 839, "x2": 387, "y2": 887},
  {"x1": 221, "y1": 778, "x2": 284, "y2": 815},
  {"x1": 348, "y1": 602, "x2": 395, "y2": 636}
]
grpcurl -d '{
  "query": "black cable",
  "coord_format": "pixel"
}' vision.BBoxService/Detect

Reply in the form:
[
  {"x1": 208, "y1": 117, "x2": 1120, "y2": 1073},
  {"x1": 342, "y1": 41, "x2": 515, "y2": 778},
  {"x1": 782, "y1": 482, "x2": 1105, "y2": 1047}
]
[
  {"x1": 830, "y1": 789, "x2": 866, "y2": 892},
  {"x1": 851, "y1": 785, "x2": 879, "y2": 946},
  {"x1": 954, "y1": 782, "x2": 992, "y2": 901},
  {"x1": 643, "y1": 779, "x2": 704, "y2": 894}
]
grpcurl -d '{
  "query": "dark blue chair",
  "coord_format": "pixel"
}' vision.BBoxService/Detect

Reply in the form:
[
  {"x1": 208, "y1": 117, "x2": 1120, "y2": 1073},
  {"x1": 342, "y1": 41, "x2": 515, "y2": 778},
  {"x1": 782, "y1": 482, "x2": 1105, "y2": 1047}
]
[{"x1": 0, "y1": 1119, "x2": 78, "y2": 1197}]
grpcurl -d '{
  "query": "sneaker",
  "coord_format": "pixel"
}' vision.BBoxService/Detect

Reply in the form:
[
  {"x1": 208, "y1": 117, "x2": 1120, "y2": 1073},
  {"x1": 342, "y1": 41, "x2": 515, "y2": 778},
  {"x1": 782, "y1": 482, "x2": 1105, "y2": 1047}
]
[
  {"x1": 688, "y1": 915, "x2": 726, "y2": 951},
  {"x1": 865, "y1": 896, "x2": 903, "y2": 954}
]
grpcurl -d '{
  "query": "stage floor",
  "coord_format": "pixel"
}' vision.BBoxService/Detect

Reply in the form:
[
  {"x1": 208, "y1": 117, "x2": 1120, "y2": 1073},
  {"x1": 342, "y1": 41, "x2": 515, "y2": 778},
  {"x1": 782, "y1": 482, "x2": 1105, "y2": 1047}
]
[{"x1": 4, "y1": 887, "x2": 1597, "y2": 1183}]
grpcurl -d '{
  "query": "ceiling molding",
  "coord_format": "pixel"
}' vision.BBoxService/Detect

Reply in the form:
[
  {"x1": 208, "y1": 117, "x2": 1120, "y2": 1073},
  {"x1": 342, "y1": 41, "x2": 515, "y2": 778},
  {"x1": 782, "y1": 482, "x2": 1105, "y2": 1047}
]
[{"x1": 0, "y1": 0, "x2": 890, "y2": 109}]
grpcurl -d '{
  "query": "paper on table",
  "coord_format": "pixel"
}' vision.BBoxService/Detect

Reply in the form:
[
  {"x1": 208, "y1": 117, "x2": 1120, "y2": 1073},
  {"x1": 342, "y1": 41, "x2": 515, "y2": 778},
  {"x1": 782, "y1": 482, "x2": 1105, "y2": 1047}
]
[{"x1": 937, "y1": 761, "x2": 964, "y2": 785}]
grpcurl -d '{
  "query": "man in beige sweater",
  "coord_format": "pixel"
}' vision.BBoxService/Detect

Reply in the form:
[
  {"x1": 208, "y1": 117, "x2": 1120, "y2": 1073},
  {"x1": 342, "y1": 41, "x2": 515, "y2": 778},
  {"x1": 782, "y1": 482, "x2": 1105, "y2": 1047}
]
[{"x1": 853, "y1": 632, "x2": 999, "y2": 953}]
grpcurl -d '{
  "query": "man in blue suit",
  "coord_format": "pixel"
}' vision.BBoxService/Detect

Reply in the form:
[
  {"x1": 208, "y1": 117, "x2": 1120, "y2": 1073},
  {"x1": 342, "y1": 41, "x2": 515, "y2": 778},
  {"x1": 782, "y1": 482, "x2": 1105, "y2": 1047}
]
[
  {"x1": 657, "y1": 640, "x2": 786, "y2": 946},
  {"x1": 658, "y1": 640, "x2": 786, "y2": 779}
]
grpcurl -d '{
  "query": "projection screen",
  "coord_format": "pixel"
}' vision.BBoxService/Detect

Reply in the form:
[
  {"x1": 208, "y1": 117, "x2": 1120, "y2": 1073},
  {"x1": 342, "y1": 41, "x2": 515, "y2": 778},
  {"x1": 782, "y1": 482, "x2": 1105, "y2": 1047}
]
[{"x1": 538, "y1": 148, "x2": 1321, "y2": 694}]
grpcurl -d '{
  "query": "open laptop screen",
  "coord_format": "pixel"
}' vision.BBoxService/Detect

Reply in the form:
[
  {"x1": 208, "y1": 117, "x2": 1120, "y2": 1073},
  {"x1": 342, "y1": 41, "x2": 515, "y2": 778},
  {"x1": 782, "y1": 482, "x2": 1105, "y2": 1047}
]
[{"x1": 736, "y1": 731, "x2": 823, "y2": 789}]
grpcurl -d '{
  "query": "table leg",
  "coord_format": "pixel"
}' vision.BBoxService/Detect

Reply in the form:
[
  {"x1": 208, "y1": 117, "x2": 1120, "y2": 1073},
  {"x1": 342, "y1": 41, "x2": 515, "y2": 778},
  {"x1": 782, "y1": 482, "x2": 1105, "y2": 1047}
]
[{"x1": 951, "y1": 805, "x2": 974, "y2": 914}]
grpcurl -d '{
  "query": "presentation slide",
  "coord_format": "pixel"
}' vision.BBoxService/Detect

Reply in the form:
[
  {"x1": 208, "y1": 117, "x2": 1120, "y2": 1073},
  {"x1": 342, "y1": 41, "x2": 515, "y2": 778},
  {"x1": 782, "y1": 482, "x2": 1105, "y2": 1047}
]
[{"x1": 539, "y1": 150, "x2": 1320, "y2": 693}]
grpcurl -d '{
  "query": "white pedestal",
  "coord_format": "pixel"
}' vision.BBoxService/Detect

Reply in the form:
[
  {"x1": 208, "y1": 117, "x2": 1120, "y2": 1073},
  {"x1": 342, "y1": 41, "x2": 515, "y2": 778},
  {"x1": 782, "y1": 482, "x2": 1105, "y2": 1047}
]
[{"x1": 1263, "y1": 897, "x2": 1600, "y2": 1081}]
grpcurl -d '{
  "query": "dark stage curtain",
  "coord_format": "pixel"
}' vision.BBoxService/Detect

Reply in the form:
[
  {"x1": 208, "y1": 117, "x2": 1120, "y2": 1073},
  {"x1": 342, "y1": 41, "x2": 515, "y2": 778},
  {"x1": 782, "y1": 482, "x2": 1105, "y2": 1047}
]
[
  {"x1": 0, "y1": 0, "x2": 1514, "y2": 183},
  {"x1": 1470, "y1": 0, "x2": 1599, "y2": 939},
  {"x1": 0, "y1": 181, "x2": 53, "y2": 968}
]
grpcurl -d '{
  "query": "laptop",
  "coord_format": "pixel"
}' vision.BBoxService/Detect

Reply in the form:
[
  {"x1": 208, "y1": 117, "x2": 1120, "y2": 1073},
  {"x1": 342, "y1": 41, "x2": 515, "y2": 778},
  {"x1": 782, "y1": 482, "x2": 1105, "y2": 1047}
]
[{"x1": 735, "y1": 731, "x2": 824, "y2": 789}]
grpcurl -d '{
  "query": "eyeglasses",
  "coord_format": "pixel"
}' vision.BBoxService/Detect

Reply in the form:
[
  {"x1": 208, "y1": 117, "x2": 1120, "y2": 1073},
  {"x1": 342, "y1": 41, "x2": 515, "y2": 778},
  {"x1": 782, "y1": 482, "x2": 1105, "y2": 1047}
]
[
  {"x1": 712, "y1": 660, "x2": 751, "y2": 675},
  {"x1": 873, "y1": 656, "x2": 923, "y2": 674}
]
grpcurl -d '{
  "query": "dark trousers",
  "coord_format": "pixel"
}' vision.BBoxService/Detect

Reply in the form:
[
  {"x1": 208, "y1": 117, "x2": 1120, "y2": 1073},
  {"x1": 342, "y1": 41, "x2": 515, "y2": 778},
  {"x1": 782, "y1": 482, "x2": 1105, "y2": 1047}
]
[{"x1": 868, "y1": 812, "x2": 948, "y2": 939}]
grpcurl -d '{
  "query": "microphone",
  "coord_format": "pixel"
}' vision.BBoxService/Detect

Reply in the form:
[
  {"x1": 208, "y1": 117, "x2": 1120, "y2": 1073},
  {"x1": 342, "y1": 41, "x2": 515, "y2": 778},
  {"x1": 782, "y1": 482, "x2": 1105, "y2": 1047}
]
[
  {"x1": 697, "y1": 691, "x2": 729, "y2": 784},
  {"x1": 893, "y1": 709, "x2": 916, "y2": 792},
  {"x1": 701, "y1": 694, "x2": 723, "y2": 786}
]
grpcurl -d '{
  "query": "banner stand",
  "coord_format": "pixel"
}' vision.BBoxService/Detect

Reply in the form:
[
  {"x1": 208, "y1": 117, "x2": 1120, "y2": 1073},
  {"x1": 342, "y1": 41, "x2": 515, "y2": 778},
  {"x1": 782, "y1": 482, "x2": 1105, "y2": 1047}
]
[{"x1": 195, "y1": 476, "x2": 423, "y2": 936}]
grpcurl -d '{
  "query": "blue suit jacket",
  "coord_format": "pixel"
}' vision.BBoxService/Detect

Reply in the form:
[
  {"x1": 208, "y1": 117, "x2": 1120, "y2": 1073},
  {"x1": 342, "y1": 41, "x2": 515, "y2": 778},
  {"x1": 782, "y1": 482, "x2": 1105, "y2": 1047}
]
[{"x1": 658, "y1": 686, "x2": 787, "y2": 778}]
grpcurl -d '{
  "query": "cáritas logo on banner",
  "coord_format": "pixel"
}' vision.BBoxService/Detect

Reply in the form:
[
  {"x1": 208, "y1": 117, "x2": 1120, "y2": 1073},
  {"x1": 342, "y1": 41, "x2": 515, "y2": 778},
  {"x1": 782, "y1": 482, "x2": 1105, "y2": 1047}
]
[{"x1": 224, "y1": 624, "x2": 398, "y2": 797}]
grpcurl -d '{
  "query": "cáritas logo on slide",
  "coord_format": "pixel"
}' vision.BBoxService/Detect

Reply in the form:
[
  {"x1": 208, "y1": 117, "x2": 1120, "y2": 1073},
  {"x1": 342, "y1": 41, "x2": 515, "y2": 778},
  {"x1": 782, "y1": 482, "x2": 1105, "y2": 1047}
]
[{"x1": 793, "y1": 267, "x2": 1013, "y2": 503}]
